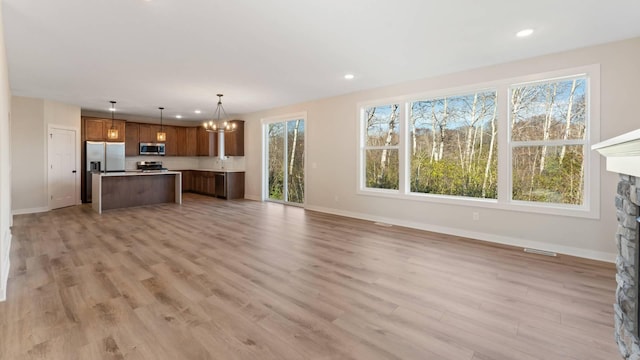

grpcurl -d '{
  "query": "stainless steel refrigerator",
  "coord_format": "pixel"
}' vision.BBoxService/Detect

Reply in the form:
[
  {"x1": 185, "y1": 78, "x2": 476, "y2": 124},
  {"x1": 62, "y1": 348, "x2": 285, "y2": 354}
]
[{"x1": 85, "y1": 141, "x2": 125, "y2": 202}]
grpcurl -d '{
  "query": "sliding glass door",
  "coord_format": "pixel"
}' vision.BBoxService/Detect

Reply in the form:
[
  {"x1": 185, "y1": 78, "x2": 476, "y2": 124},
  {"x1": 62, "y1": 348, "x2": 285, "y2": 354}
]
[{"x1": 265, "y1": 116, "x2": 305, "y2": 205}]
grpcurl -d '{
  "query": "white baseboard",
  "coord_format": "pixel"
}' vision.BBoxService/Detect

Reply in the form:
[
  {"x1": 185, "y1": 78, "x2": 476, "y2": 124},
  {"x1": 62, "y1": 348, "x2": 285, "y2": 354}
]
[
  {"x1": 304, "y1": 205, "x2": 616, "y2": 263},
  {"x1": 12, "y1": 206, "x2": 49, "y2": 216},
  {"x1": 0, "y1": 230, "x2": 11, "y2": 302}
]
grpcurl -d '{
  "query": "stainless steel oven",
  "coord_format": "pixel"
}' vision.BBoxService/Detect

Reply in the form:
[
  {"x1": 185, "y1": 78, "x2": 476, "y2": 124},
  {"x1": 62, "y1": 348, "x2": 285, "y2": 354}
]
[{"x1": 139, "y1": 143, "x2": 165, "y2": 155}]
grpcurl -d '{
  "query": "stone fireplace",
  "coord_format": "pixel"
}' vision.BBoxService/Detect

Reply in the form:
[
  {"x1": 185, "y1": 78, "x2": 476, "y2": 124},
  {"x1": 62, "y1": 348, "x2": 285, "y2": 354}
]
[
  {"x1": 615, "y1": 174, "x2": 640, "y2": 359},
  {"x1": 594, "y1": 129, "x2": 640, "y2": 360}
]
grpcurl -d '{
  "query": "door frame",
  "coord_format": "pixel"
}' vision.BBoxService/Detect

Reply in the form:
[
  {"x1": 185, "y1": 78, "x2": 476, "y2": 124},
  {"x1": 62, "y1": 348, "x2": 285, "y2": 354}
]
[
  {"x1": 261, "y1": 112, "x2": 307, "y2": 206},
  {"x1": 47, "y1": 124, "x2": 81, "y2": 209}
]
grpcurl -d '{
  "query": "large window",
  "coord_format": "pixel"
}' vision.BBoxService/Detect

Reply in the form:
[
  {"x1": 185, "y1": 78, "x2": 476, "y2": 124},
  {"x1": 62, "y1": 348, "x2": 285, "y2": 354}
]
[
  {"x1": 510, "y1": 77, "x2": 587, "y2": 205},
  {"x1": 410, "y1": 91, "x2": 497, "y2": 198},
  {"x1": 363, "y1": 104, "x2": 400, "y2": 190},
  {"x1": 358, "y1": 66, "x2": 599, "y2": 217}
]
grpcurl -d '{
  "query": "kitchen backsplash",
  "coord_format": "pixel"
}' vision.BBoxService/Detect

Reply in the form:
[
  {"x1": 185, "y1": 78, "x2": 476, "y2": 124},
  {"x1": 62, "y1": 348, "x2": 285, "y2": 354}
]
[
  {"x1": 124, "y1": 156, "x2": 245, "y2": 171},
  {"x1": 198, "y1": 156, "x2": 245, "y2": 171},
  {"x1": 125, "y1": 156, "x2": 199, "y2": 170}
]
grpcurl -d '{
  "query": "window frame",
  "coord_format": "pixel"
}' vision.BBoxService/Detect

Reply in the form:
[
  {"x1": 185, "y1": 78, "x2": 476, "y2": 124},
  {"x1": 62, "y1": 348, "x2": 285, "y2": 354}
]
[
  {"x1": 406, "y1": 87, "x2": 499, "y2": 199},
  {"x1": 357, "y1": 65, "x2": 600, "y2": 219},
  {"x1": 261, "y1": 111, "x2": 307, "y2": 206},
  {"x1": 508, "y1": 74, "x2": 590, "y2": 208},
  {"x1": 359, "y1": 101, "x2": 405, "y2": 193}
]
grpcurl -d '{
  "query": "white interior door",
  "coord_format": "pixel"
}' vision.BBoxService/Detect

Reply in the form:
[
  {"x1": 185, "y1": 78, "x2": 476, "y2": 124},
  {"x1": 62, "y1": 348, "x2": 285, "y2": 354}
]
[{"x1": 49, "y1": 128, "x2": 77, "y2": 209}]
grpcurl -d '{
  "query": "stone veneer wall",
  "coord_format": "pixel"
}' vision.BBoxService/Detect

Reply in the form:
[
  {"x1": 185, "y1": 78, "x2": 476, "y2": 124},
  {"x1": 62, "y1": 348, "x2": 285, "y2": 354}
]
[{"x1": 616, "y1": 174, "x2": 640, "y2": 359}]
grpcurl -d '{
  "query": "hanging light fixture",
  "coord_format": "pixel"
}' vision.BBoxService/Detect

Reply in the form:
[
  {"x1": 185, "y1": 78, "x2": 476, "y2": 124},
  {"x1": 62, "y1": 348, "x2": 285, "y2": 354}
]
[
  {"x1": 203, "y1": 94, "x2": 237, "y2": 133},
  {"x1": 156, "y1": 107, "x2": 166, "y2": 142},
  {"x1": 107, "y1": 101, "x2": 119, "y2": 140}
]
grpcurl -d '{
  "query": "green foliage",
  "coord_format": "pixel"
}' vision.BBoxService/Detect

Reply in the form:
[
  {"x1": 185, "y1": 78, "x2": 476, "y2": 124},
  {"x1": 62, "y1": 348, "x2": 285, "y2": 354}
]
[
  {"x1": 365, "y1": 149, "x2": 399, "y2": 190},
  {"x1": 512, "y1": 146, "x2": 583, "y2": 205},
  {"x1": 267, "y1": 119, "x2": 305, "y2": 203},
  {"x1": 269, "y1": 172, "x2": 284, "y2": 200},
  {"x1": 509, "y1": 78, "x2": 586, "y2": 205},
  {"x1": 410, "y1": 156, "x2": 497, "y2": 198}
]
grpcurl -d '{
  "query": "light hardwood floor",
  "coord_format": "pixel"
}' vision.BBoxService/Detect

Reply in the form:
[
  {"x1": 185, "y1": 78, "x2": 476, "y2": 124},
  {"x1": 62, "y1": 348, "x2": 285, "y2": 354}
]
[{"x1": 0, "y1": 193, "x2": 618, "y2": 359}]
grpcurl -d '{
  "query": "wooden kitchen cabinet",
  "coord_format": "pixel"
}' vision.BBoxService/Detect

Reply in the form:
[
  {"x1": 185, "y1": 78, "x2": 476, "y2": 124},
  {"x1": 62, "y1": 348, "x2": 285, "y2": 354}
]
[
  {"x1": 181, "y1": 170, "x2": 193, "y2": 192},
  {"x1": 84, "y1": 117, "x2": 105, "y2": 141},
  {"x1": 224, "y1": 172, "x2": 245, "y2": 199},
  {"x1": 198, "y1": 172, "x2": 207, "y2": 194},
  {"x1": 192, "y1": 171, "x2": 203, "y2": 193},
  {"x1": 139, "y1": 124, "x2": 161, "y2": 143},
  {"x1": 202, "y1": 171, "x2": 215, "y2": 195},
  {"x1": 186, "y1": 127, "x2": 198, "y2": 156},
  {"x1": 182, "y1": 170, "x2": 244, "y2": 199},
  {"x1": 206, "y1": 173, "x2": 216, "y2": 195},
  {"x1": 125, "y1": 122, "x2": 139, "y2": 156},
  {"x1": 197, "y1": 127, "x2": 214, "y2": 156},
  {"x1": 126, "y1": 122, "x2": 201, "y2": 156},
  {"x1": 177, "y1": 127, "x2": 198, "y2": 156},
  {"x1": 83, "y1": 117, "x2": 125, "y2": 142},
  {"x1": 225, "y1": 120, "x2": 245, "y2": 156},
  {"x1": 164, "y1": 126, "x2": 178, "y2": 156},
  {"x1": 190, "y1": 171, "x2": 215, "y2": 195},
  {"x1": 213, "y1": 120, "x2": 244, "y2": 156},
  {"x1": 176, "y1": 127, "x2": 187, "y2": 156},
  {"x1": 189, "y1": 171, "x2": 206, "y2": 195}
]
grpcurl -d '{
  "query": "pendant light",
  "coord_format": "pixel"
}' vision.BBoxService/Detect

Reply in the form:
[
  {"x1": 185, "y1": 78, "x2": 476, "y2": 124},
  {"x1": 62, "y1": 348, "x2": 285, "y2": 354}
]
[
  {"x1": 106, "y1": 101, "x2": 119, "y2": 140},
  {"x1": 156, "y1": 107, "x2": 166, "y2": 142},
  {"x1": 203, "y1": 94, "x2": 237, "y2": 133}
]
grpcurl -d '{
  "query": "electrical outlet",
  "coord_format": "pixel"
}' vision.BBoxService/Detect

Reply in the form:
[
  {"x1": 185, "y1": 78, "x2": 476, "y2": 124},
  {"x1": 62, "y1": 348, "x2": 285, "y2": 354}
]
[{"x1": 472, "y1": 212, "x2": 480, "y2": 221}]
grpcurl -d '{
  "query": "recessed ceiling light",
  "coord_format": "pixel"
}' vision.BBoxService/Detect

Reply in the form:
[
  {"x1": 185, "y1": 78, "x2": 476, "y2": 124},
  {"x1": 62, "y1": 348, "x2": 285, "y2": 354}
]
[
  {"x1": 176, "y1": 115, "x2": 182, "y2": 119},
  {"x1": 194, "y1": 110, "x2": 201, "y2": 114},
  {"x1": 344, "y1": 74, "x2": 355, "y2": 80},
  {"x1": 516, "y1": 28, "x2": 534, "y2": 38}
]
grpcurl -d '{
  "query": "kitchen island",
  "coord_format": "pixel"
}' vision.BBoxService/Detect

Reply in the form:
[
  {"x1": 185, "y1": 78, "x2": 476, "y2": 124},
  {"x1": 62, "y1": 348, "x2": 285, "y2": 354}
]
[{"x1": 92, "y1": 171, "x2": 182, "y2": 213}]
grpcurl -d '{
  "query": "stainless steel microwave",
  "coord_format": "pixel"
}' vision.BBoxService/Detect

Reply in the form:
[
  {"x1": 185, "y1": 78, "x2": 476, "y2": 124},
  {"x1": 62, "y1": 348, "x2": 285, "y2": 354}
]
[{"x1": 139, "y1": 143, "x2": 165, "y2": 155}]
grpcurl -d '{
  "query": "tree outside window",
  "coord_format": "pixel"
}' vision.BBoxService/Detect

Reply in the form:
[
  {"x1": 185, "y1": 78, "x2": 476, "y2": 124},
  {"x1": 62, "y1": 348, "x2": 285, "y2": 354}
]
[
  {"x1": 358, "y1": 68, "x2": 596, "y2": 216},
  {"x1": 364, "y1": 104, "x2": 400, "y2": 190},
  {"x1": 510, "y1": 77, "x2": 587, "y2": 205},
  {"x1": 410, "y1": 91, "x2": 497, "y2": 198}
]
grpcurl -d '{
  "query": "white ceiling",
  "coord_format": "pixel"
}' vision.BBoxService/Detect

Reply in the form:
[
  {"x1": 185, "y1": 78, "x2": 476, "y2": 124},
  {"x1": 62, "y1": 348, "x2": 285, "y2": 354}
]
[{"x1": 2, "y1": 0, "x2": 640, "y2": 121}]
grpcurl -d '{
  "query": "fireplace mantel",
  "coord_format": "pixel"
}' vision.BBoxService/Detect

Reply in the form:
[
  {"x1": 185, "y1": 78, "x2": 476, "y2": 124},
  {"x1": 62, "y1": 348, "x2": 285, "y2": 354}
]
[
  {"x1": 594, "y1": 129, "x2": 640, "y2": 360},
  {"x1": 593, "y1": 129, "x2": 640, "y2": 177}
]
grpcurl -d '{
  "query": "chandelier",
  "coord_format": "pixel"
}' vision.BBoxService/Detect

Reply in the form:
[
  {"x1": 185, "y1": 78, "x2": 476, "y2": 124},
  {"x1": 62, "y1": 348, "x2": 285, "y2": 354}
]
[{"x1": 203, "y1": 94, "x2": 237, "y2": 132}]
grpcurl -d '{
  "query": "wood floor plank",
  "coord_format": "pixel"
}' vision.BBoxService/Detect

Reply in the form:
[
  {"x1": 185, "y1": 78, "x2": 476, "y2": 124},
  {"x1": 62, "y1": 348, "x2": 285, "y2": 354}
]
[
  {"x1": 133, "y1": 304, "x2": 213, "y2": 359},
  {"x1": 104, "y1": 267, "x2": 156, "y2": 310},
  {"x1": 0, "y1": 193, "x2": 619, "y2": 359}
]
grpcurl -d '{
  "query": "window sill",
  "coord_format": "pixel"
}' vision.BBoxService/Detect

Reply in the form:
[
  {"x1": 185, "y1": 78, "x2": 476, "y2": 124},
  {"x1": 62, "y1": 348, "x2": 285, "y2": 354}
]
[{"x1": 356, "y1": 188, "x2": 599, "y2": 219}]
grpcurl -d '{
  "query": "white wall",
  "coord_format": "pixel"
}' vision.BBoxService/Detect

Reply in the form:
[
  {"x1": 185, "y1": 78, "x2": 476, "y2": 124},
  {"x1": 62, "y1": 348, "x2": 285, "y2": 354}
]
[
  {"x1": 0, "y1": 0, "x2": 13, "y2": 301},
  {"x1": 241, "y1": 37, "x2": 640, "y2": 262},
  {"x1": 11, "y1": 96, "x2": 81, "y2": 214},
  {"x1": 45, "y1": 99, "x2": 81, "y2": 128},
  {"x1": 11, "y1": 97, "x2": 45, "y2": 212}
]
